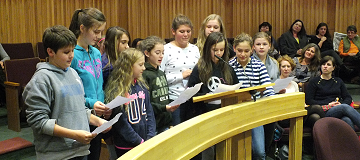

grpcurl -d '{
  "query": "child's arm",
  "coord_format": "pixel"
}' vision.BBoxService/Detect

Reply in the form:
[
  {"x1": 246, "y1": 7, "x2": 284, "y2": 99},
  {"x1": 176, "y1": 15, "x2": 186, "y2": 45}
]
[
  {"x1": 89, "y1": 114, "x2": 108, "y2": 128},
  {"x1": 53, "y1": 124, "x2": 96, "y2": 144}
]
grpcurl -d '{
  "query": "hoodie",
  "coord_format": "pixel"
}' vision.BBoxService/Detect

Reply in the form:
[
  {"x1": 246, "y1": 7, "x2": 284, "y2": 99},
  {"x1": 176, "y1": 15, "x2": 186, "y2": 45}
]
[
  {"x1": 71, "y1": 45, "x2": 104, "y2": 108},
  {"x1": 24, "y1": 62, "x2": 92, "y2": 160},
  {"x1": 142, "y1": 62, "x2": 172, "y2": 132},
  {"x1": 112, "y1": 81, "x2": 156, "y2": 156}
]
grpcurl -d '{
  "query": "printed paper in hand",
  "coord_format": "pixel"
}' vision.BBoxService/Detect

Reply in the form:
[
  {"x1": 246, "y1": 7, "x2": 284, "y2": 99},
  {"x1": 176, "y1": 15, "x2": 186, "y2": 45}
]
[
  {"x1": 92, "y1": 112, "x2": 122, "y2": 135},
  {"x1": 273, "y1": 76, "x2": 295, "y2": 93},
  {"x1": 168, "y1": 83, "x2": 203, "y2": 106},
  {"x1": 106, "y1": 96, "x2": 133, "y2": 110}
]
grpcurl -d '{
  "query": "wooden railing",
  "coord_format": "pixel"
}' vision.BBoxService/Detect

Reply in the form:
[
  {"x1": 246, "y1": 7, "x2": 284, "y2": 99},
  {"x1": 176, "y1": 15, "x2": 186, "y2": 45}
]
[{"x1": 118, "y1": 84, "x2": 306, "y2": 160}]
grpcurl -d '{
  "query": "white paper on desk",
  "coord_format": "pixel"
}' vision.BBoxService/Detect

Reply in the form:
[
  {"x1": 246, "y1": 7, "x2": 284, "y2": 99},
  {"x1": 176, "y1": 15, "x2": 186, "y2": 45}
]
[
  {"x1": 106, "y1": 96, "x2": 133, "y2": 110},
  {"x1": 273, "y1": 76, "x2": 295, "y2": 93},
  {"x1": 168, "y1": 82, "x2": 203, "y2": 106},
  {"x1": 213, "y1": 82, "x2": 243, "y2": 93},
  {"x1": 92, "y1": 112, "x2": 122, "y2": 135}
]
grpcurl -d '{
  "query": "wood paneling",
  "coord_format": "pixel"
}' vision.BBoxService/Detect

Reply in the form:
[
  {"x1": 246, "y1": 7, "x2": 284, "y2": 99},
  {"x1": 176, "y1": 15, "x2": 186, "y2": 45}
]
[
  {"x1": 0, "y1": 0, "x2": 359, "y2": 50},
  {"x1": 335, "y1": 0, "x2": 360, "y2": 33}
]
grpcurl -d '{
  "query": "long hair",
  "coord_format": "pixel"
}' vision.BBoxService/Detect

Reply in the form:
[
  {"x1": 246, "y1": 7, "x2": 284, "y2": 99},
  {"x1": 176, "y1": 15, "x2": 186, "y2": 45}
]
[
  {"x1": 315, "y1": 22, "x2": 332, "y2": 40},
  {"x1": 69, "y1": 8, "x2": 106, "y2": 38},
  {"x1": 196, "y1": 14, "x2": 226, "y2": 55},
  {"x1": 299, "y1": 43, "x2": 321, "y2": 71},
  {"x1": 104, "y1": 26, "x2": 131, "y2": 66},
  {"x1": 289, "y1": 19, "x2": 306, "y2": 37},
  {"x1": 104, "y1": 48, "x2": 148, "y2": 104},
  {"x1": 198, "y1": 32, "x2": 233, "y2": 85}
]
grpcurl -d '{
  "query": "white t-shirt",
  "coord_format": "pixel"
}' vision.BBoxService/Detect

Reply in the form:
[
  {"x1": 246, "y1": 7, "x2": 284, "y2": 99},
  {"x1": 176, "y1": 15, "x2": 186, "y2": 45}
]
[{"x1": 159, "y1": 42, "x2": 200, "y2": 100}]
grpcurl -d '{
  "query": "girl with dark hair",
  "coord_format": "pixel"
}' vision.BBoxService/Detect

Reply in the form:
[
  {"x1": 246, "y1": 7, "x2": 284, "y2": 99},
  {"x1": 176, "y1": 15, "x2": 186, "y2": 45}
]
[
  {"x1": 102, "y1": 26, "x2": 131, "y2": 87},
  {"x1": 69, "y1": 8, "x2": 107, "y2": 160},
  {"x1": 279, "y1": 19, "x2": 309, "y2": 58},
  {"x1": 187, "y1": 32, "x2": 238, "y2": 160}
]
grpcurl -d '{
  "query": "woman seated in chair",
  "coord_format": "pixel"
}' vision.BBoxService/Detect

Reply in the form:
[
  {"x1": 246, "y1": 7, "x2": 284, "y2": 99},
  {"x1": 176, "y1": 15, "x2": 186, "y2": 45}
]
[
  {"x1": 338, "y1": 25, "x2": 360, "y2": 83},
  {"x1": 277, "y1": 55, "x2": 299, "y2": 94},
  {"x1": 309, "y1": 23, "x2": 352, "y2": 76},
  {"x1": 290, "y1": 43, "x2": 321, "y2": 91},
  {"x1": 305, "y1": 55, "x2": 360, "y2": 129},
  {"x1": 279, "y1": 19, "x2": 308, "y2": 58}
]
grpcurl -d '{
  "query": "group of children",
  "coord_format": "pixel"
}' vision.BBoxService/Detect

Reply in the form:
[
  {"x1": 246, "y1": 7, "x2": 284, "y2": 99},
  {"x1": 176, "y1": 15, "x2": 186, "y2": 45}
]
[{"x1": 23, "y1": 7, "x2": 298, "y2": 160}]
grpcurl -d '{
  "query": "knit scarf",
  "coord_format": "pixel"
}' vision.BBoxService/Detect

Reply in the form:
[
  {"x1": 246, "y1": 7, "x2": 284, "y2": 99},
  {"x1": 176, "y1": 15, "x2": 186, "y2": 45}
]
[{"x1": 343, "y1": 36, "x2": 360, "y2": 53}]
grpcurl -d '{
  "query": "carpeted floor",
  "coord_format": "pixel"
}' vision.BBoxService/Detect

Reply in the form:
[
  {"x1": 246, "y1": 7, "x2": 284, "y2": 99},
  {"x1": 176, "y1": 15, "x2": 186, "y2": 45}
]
[{"x1": 0, "y1": 137, "x2": 33, "y2": 155}]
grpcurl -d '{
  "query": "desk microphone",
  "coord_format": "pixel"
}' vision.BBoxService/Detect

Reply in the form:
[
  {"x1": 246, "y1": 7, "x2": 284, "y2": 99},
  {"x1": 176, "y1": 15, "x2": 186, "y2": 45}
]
[{"x1": 214, "y1": 54, "x2": 230, "y2": 66}]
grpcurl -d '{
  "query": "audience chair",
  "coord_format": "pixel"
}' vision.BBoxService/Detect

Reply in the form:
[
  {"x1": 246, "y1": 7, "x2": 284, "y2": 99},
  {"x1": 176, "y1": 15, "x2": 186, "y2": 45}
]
[
  {"x1": 4, "y1": 57, "x2": 40, "y2": 132},
  {"x1": 333, "y1": 32, "x2": 347, "y2": 52},
  {"x1": 313, "y1": 117, "x2": 360, "y2": 160},
  {"x1": 1, "y1": 43, "x2": 35, "y2": 60},
  {"x1": 36, "y1": 42, "x2": 47, "y2": 61}
]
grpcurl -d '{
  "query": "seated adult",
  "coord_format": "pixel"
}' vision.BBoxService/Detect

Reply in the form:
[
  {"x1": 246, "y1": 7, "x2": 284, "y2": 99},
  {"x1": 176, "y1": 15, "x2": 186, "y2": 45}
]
[
  {"x1": 338, "y1": 25, "x2": 360, "y2": 82},
  {"x1": 309, "y1": 22, "x2": 352, "y2": 75},
  {"x1": 277, "y1": 55, "x2": 299, "y2": 128},
  {"x1": 259, "y1": 22, "x2": 278, "y2": 50},
  {"x1": 290, "y1": 43, "x2": 321, "y2": 91},
  {"x1": 305, "y1": 56, "x2": 360, "y2": 129},
  {"x1": 279, "y1": 19, "x2": 308, "y2": 58},
  {"x1": 278, "y1": 55, "x2": 299, "y2": 94}
]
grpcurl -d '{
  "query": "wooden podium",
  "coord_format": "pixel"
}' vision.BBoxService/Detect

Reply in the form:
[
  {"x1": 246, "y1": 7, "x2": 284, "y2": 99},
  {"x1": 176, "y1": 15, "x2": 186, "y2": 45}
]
[{"x1": 118, "y1": 84, "x2": 306, "y2": 160}]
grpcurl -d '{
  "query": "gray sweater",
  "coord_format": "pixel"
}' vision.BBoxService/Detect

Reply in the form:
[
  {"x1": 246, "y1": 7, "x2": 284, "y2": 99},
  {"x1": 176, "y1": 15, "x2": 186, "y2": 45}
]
[{"x1": 23, "y1": 62, "x2": 92, "y2": 160}]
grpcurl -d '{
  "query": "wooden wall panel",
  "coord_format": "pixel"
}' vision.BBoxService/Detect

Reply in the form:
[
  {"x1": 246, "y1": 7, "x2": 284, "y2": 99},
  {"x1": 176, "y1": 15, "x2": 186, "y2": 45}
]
[
  {"x1": 335, "y1": 0, "x2": 360, "y2": 34},
  {"x1": 232, "y1": 0, "x2": 330, "y2": 40},
  {"x1": 1, "y1": 0, "x2": 360, "y2": 51}
]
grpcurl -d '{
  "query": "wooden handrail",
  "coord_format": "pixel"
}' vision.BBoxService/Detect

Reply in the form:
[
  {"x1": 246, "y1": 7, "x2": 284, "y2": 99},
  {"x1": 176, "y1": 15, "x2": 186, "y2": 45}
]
[{"x1": 118, "y1": 92, "x2": 306, "y2": 160}]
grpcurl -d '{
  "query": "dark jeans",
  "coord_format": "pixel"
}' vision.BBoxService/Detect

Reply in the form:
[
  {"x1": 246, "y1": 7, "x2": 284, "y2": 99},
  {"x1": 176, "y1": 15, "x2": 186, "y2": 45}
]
[
  {"x1": 88, "y1": 125, "x2": 101, "y2": 160},
  {"x1": 115, "y1": 148, "x2": 130, "y2": 158},
  {"x1": 326, "y1": 104, "x2": 360, "y2": 130}
]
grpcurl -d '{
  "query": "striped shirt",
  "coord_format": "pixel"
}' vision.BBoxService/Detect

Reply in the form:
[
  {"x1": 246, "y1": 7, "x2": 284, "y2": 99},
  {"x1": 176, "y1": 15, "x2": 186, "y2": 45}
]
[{"x1": 229, "y1": 57, "x2": 275, "y2": 99}]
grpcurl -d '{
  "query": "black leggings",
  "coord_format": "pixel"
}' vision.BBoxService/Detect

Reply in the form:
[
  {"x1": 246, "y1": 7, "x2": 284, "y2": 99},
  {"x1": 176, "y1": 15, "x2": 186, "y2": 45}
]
[{"x1": 304, "y1": 105, "x2": 325, "y2": 128}]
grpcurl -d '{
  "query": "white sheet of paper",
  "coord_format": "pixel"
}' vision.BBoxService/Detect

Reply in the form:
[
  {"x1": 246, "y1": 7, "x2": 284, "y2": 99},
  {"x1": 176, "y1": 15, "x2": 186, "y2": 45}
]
[
  {"x1": 213, "y1": 82, "x2": 243, "y2": 93},
  {"x1": 92, "y1": 113, "x2": 122, "y2": 135},
  {"x1": 106, "y1": 96, "x2": 133, "y2": 110},
  {"x1": 273, "y1": 76, "x2": 295, "y2": 93},
  {"x1": 168, "y1": 82, "x2": 203, "y2": 106}
]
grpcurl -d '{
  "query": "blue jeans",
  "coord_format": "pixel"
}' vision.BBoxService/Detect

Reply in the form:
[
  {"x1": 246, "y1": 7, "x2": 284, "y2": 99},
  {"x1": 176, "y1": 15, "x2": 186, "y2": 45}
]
[
  {"x1": 171, "y1": 107, "x2": 181, "y2": 126},
  {"x1": 325, "y1": 104, "x2": 360, "y2": 130},
  {"x1": 252, "y1": 125, "x2": 265, "y2": 160}
]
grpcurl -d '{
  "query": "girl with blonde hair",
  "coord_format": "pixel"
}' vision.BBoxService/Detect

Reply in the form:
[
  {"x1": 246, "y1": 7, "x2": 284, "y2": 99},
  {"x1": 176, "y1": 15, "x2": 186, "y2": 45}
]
[{"x1": 105, "y1": 48, "x2": 156, "y2": 157}]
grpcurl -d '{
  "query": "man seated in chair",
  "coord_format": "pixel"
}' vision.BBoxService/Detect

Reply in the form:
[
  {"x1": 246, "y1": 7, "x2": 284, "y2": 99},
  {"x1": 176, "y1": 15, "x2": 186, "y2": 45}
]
[{"x1": 338, "y1": 25, "x2": 360, "y2": 83}]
